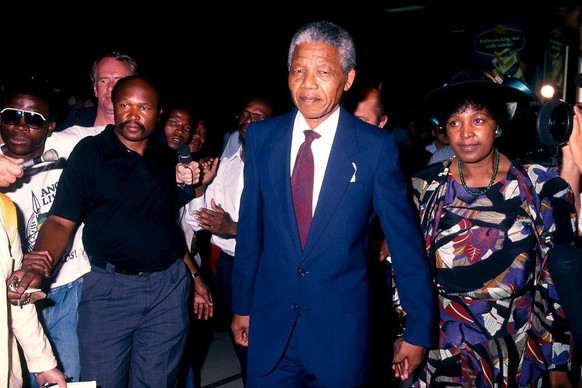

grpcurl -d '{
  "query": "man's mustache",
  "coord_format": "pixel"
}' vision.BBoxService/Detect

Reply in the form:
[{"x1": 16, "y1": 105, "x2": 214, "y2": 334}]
[{"x1": 120, "y1": 120, "x2": 145, "y2": 132}]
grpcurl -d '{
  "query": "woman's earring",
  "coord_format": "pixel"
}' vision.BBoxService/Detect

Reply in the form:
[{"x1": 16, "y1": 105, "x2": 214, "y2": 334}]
[{"x1": 495, "y1": 128, "x2": 503, "y2": 138}]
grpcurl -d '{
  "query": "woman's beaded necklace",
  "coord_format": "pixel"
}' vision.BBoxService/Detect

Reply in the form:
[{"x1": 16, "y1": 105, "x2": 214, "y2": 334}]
[{"x1": 457, "y1": 148, "x2": 500, "y2": 196}]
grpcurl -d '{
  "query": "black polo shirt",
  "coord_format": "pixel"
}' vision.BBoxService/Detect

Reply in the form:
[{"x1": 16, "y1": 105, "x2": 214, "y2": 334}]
[{"x1": 49, "y1": 125, "x2": 185, "y2": 272}]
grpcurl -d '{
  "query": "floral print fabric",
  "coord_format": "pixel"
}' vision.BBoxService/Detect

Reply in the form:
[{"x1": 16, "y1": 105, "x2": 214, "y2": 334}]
[{"x1": 409, "y1": 160, "x2": 576, "y2": 387}]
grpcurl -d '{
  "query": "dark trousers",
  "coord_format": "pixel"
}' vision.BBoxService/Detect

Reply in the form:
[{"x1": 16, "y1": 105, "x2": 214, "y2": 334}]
[
  {"x1": 216, "y1": 250, "x2": 247, "y2": 385},
  {"x1": 78, "y1": 259, "x2": 191, "y2": 388}
]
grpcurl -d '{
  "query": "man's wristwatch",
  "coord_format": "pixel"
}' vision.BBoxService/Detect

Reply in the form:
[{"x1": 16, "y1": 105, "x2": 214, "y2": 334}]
[{"x1": 191, "y1": 272, "x2": 200, "y2": 281}]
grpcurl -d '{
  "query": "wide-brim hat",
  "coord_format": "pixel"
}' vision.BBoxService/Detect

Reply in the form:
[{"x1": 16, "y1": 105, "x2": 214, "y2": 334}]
[{"x1": 419, "y1": 71, "x2": 536, "y2": 125}]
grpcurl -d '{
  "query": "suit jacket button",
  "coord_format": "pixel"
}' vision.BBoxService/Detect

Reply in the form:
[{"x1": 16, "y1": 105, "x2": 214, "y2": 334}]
[
  {"x1": 291, "y1": 304, "x2": 299, "y2": 310},
  {"x1": 298, "y1": 269, "x2": 306, "y2": 276}
]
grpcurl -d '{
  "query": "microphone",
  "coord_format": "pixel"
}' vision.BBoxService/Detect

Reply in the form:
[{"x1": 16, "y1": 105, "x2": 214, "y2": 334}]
[
  {"x1": 178, "y1": 144, "x2": 192, "y2": 164},
  {"x1": 19, "y1": 149, "x2": 59, "y2": 170},
  {"x1": 177, "y1": 144, "x2": 194, "y2": 188}
]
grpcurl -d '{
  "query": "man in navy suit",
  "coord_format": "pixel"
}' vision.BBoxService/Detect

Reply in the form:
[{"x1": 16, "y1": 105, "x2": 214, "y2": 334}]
[{"x1": 231, "y1": 21, "x2": 436, "y2": 387}]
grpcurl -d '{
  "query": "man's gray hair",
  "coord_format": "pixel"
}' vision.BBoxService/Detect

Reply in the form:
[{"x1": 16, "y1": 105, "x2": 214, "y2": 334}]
[
  {"x1": 287, "y1": 21, "x2": 356, "y2": 74},
  {"x1": 90, "y1": 50, "x2": 139, "y2": 85}
]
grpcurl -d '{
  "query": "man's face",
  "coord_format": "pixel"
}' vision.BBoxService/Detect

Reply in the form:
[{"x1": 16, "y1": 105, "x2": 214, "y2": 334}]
[
  {"x1": 354, "y1": 90, "x2": 380, "y2": 126},
  {"x1": 288, "y1": 42, "x2": 355, "y2": 128},
  {"x1": 0, "y1": 94, "x2": 55, "y2": 159},
  {"x1": 189, "y1": 120, "x2": 207, "y2": 154},
  {"x1": 237, "y1": 99, "x2": 273, "y2": 140},
  {"x1": 164, "y1": 108, "x2": 193, "y2": 150},
  {"x1": 93, "y1": 57, "x2": 135, "y2": 116},
  {"x1": 113, "y1": 78, "x2": 160, "y2": 144}
]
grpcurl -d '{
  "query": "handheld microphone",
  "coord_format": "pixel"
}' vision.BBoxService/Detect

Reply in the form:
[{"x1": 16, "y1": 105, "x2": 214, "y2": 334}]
[
  {"x1": 178, "y1": 145, "x2": 192, "y2": 164},
  {"x1": 19, "y1": 149, "x2": 59, "y2": 170}
]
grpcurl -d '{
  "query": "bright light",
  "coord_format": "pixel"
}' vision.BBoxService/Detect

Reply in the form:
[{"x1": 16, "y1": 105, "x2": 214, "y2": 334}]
[{"x1": 540, "y1": 84, "x2": 556, "y2": 99}]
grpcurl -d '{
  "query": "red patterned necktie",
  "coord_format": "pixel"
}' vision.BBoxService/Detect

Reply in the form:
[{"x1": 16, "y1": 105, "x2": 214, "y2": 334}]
[{"x1": 291, "y1": 130, "x2": 321, "y2": 249}]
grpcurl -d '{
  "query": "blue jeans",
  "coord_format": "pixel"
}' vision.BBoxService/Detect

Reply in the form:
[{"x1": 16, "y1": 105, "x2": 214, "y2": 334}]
[{"x1": 28, "y1": 277, "x2": 83, "y2": 387}]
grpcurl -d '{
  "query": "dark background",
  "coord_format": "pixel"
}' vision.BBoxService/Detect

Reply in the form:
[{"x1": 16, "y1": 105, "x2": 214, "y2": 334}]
[{"x1": 0, "y1": 3, "x2": 579, "y2": 133}]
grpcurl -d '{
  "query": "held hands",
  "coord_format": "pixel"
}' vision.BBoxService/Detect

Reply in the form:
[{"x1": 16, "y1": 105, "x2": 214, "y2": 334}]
[
  {"x1": 7, "y1": 250, "x2": 55, "y2": 306},
  {"x1": 547, "y1": 370, "x2": 572, "y2": 388},
  {"x1": 392, "y1": 337, "x2": 426, "y2": 381},
  {"x1": 176, "y1": 161, "x2": 201, "y2": 186}
]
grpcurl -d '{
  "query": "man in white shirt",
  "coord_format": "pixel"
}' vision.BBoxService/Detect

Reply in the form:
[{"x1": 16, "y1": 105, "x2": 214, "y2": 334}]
[
  {"x1": 2, "y1": 52, "x2": 138, "y2": 386},
  {"x1": 184, "y1": 97, "x2": 272, "y2": 384}
]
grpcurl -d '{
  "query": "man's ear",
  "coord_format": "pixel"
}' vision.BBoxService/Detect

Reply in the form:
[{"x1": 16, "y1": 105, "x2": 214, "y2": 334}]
[
  {"x1": 379, "y1": 115, "x2": 388, "y2": 129},
  {"x1": 344, "y1": 68, "x2": 356, "y2": 92},
  {"x1": 46, "y1": 121, "x2": 57, "y2": 137}
]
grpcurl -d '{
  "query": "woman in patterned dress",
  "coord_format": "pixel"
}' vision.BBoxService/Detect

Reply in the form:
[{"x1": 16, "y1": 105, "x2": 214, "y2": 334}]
[{"x1": 407, "y1": 77, "x2": 577, "y2": 387}]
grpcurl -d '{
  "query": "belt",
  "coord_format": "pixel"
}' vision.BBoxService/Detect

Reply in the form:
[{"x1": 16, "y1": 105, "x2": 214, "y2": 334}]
[{"x1": 91, "y1": 257, "x2": 155, "y2": 277}]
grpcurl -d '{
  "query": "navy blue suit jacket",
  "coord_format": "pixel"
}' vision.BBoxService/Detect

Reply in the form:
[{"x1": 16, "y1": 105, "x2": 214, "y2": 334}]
[{"x1": 233, "y1": 107, "x2": 435, "y2": 376}]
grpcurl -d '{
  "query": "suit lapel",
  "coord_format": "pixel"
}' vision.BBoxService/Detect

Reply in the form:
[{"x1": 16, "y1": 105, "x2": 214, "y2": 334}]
[
  {"x1": 266, "y1": 111, "x2": 304, "y2": 253},
  {"x1": 303, "y1": 109, "x2": 360, "y2": 255}
]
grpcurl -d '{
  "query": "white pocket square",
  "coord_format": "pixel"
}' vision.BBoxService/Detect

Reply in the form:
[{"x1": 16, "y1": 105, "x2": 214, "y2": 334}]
[{"x1": 350, "y1": 162, "x2": 357, "y2": 182}]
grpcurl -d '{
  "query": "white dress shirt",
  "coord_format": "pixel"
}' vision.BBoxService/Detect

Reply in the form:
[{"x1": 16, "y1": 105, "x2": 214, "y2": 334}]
[
  {"x1": 290, "y1": 108, "x2": 339, "y2": 215},
  {"x1": 186, "y1": 145, "x2": 245, "y2": 256}
]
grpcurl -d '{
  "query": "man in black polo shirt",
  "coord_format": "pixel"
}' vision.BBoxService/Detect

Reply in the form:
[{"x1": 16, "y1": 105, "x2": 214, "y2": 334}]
[{"x1": 20, "y1": 76, "x2": 209, "y2": 386}]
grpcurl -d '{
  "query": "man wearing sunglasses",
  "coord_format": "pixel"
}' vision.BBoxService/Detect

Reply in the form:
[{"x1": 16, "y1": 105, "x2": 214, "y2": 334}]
[
  {"x1": 0, "y1": 78, "x2": 105, "y2": 385},
  {"x1": 0, "y1": 79, "x2": 70, "y2": 388},
  {"x1": 3, "y1": 51, "x2": 139, "y2": 388}
]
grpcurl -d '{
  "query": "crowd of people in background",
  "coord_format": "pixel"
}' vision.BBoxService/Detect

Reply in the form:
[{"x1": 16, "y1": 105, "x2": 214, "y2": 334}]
[{"x1": 1, "y1": 13, "x2": 582, "y2": 388}]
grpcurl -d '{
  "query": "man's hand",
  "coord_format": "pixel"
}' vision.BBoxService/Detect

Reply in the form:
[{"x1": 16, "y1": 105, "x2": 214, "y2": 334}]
[
  {"x1": 34, "y1": 367, "x2": 68, "y2": 388},
  {"x1": 547, "y1": 370, "x2": 572, "y2": 388},
  {"x1": 194, "y1": 198, "x2": 236, "y2": 236},
  {"x1": 0, "y1": 155, "x2": 24, "y2": 187},
  {"x1": 232, "y1": 314, "x2": 250, "y2": 347},
  {"x1": 392, "y1": 337, "x2": 426, "y2": 381},
  {"x1": 176, "y1": 161, "x2": 201, "y2": 186},
  {"x1": 200, "y1": 157, "x2": 218, "y2": 187},
  {"x1": 22, "y1": 250, "x2": 55, "y2": 278},
  {"x1": 6, "y1": 269, "x2": 44, "y2": 306},
  {"x1": 192, "y1": 275, "x2": 214, "y2": 320}
]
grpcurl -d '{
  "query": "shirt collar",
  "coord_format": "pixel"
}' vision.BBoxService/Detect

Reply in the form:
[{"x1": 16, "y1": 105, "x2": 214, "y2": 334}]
[{"x1": 293, "y1": 107, "x2": 340, "y2": 140}]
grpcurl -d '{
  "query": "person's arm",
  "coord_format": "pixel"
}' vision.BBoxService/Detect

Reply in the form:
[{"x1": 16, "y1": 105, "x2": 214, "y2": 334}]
[
  {"x1": 8, "y1": 230, "x2": 67, "y2": 387},
  {"x1": 7, "y1": 215, "x2": 76, "y2": 302},
  {"x1": 560, "y1": 143, "x2": 580, "y2": 224},
  {"x1": 560, "y1": 105, "x2": 582, "y2": 234},
  {"x1": 182, "y1": 250, "x2": 213, "y2": 320},
  {"x1": 535, "y1": 167, "x2": 578, "y2": 372}
]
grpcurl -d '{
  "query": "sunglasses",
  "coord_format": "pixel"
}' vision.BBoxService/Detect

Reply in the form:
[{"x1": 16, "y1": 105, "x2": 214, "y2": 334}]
[{"x1": 0, "y1": 108, "x2": 48, "y2": 130}]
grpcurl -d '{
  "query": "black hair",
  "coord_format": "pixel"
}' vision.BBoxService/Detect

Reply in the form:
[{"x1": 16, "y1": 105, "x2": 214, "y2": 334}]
[
  {"x1": 434, "y1": 94, "x2": 510, "y2": 130},
  {"x1": 110, "y1": 75, "x2": 159, "y2": 105},
  {"x1": 2, "y1": 76, "x2": 59, "y2": 120}
]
